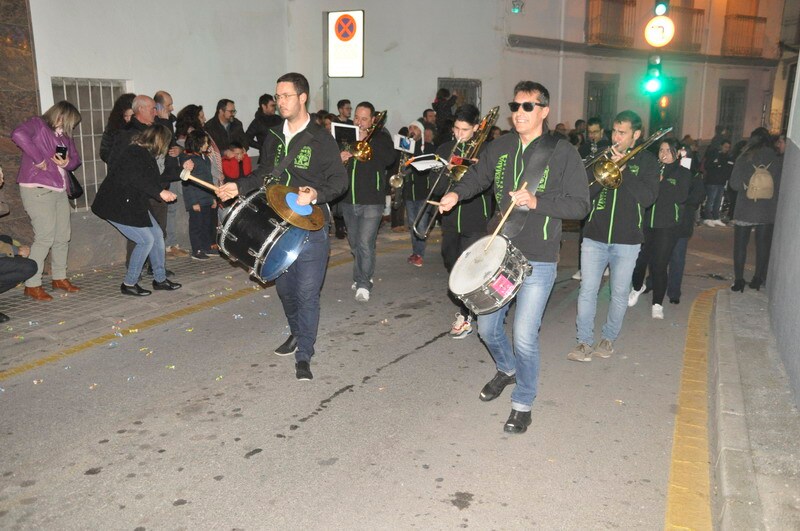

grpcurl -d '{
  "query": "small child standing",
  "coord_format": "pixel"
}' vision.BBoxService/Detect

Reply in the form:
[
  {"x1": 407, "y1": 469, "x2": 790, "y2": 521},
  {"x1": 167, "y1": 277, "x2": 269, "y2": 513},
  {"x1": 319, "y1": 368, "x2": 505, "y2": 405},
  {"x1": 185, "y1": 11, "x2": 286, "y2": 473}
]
[
  {"x1": 221, "y1": 141, "x2": 252, "y2": 183},
  {"x1": 180, "y1": 130, "x2": 217, "y2": 260}
]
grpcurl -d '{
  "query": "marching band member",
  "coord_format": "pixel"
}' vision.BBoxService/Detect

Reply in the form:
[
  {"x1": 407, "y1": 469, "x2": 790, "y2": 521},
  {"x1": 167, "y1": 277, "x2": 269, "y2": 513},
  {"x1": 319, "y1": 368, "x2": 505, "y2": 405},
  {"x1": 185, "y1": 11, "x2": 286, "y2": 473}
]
[
  {"x1": 403, "y1": 121, "x2": 434, "y2": 267},
  {"x1": 433, "y1": 104, "x2": 495, "y2": 339},
  {"x1": 216, "y1": 73, "x2": 347, "y2": 381},
  {"x1": 340, "y1": 102, "x2": 394, "y2": 302},
  {"x1": 438, "y1": 81, "x2": 589, "y2": 434}
]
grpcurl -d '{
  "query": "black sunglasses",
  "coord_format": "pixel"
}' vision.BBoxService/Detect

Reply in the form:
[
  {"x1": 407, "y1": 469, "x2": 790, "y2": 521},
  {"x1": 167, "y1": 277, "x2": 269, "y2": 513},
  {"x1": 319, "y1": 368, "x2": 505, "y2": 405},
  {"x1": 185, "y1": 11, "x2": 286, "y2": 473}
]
[{"x1": 508, "y1": 101, "x2": 546, "y2": 112}]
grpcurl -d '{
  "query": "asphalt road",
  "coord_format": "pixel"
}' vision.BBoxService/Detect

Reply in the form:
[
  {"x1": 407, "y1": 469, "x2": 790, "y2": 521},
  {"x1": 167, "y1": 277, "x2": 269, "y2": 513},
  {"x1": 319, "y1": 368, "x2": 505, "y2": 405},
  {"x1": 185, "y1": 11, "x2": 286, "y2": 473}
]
[{"x1": 0, "y1": 227, "x2": 737, "y2": 529}]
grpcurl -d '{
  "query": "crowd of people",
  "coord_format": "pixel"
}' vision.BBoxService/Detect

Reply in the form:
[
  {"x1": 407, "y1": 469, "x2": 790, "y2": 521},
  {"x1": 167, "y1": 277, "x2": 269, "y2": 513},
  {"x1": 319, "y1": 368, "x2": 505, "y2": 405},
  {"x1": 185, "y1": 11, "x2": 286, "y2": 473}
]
[{"x1": 0, "y1": 73, "x2": 785, "y2": 433}]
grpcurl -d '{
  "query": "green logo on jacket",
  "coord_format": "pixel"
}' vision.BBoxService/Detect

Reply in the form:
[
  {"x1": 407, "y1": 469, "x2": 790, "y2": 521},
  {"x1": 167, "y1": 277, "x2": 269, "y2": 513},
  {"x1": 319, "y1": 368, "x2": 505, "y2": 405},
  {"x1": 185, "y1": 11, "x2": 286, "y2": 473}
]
[
  {"x1": 628, "y1": 164, "x2": 640, "y2": 176},
  {"x1": 536, "y1": 166, "x2": 550, "y2": 193},
  {"x1": 294, "y1": 147, "x2": 312, "y2": 169},
  {"x1": 494, "y1": 154, "x2": 508, "y2": 204}
]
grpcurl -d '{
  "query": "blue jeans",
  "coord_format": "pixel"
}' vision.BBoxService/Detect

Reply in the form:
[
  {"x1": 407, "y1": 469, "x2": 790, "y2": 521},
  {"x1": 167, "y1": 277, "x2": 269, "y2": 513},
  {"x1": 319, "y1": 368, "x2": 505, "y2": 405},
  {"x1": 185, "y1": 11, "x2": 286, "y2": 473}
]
[
  {"x1": 405, "y1": 199, "x2": 428, "y2": 257},
  {"x1": 477, "y1": 261, "x2": 557, "y2": 411},
  {"x1": 341, "y1": 203, "x2": 383, "y2": 290},
  {"x1": 109, "y1": 212, "x2": 168, "y2": 285},
  {"x1": 704, "y1": 184, "x2": 725, "y2": 219},
  {"x1": 576, "y1": 238, "x2": 640, "y2": 345},
  {"x1": 275, "y1": 226, "x2": 329, "y2": 363}
]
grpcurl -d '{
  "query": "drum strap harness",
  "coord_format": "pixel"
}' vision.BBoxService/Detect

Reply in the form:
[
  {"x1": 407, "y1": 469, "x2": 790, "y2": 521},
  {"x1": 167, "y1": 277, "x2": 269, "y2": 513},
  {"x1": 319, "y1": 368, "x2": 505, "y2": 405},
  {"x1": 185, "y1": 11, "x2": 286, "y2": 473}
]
[
  {"x1": 264, "y1": 131, "x2": 314, "y2": 186},
  {"x1": 495, "y1": 134, "x2": 559, "y2": 238}
]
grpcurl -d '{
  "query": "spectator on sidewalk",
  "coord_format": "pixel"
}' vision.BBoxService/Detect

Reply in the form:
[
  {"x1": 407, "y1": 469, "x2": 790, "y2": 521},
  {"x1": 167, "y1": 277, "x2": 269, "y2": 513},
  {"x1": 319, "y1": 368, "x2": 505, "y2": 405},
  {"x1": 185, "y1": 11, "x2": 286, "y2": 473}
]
[
  {"x1": 99, "y1": 93, "x2": 135, "y2": 164},
  {"x1": 205, "y1": 99, "x2": 248, "y2": 156},
  {"x1": 0, "y1": 233, "x2": 37, "y2": 323},
  {"x1": 245, "y1": 94, "x2": 282, "y2": 163},
  {"x1": 703, "y1": 140, "x2": 734, "y2": 226}
]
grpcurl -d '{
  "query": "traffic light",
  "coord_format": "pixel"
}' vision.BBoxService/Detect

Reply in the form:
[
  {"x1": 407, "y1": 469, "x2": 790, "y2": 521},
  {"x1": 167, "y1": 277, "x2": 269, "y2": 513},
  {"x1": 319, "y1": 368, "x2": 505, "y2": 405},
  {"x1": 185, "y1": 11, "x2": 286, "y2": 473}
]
[
  {"x1": 654, "y1": 0, "x2": 669, "y2": 16},
  {"x1": 644, "y1": 54, "x2": 663, "y2": 94}
]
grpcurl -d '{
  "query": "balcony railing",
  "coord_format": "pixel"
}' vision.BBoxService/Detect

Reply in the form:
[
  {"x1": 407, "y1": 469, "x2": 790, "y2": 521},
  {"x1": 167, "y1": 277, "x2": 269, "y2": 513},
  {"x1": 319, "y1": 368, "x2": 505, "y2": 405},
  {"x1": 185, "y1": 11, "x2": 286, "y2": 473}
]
[
  {"x1": 722, "y1": 14, "x2": 766, "y2": 56},
  {"x1": 586, "y1": 0, "x2": 637, "y2": 48},
  {"x1": 665, "y1": 6, "x2": 704, "y2": 53}
]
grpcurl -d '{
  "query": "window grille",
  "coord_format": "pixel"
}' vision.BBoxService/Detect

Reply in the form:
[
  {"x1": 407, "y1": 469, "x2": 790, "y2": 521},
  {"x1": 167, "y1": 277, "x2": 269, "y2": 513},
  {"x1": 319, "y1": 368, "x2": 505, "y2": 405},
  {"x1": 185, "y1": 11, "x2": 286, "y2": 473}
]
[{"x1": 51, "y1": 77, "x2": 128, "y2": 211}]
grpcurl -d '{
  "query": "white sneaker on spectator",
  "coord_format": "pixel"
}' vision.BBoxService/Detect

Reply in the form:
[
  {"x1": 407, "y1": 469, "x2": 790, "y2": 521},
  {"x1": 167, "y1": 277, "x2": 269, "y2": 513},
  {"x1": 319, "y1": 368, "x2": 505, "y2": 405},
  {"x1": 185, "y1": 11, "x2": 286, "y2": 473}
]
[
  {"x1": 652, "y1": 303, "x2": 664, "y2": 319},
  {"x1": 703, "y1": 219, "x2": 716, "y2": 227},
  {"x1": 713, "y1": 219, "x2": 726, "y2": 227},
  {"x1": 571, "y1": 270, "x2": 582, "y2": 280},
  {"x1": 355, "y1": 288, "x2": 370, "y2": 302}
]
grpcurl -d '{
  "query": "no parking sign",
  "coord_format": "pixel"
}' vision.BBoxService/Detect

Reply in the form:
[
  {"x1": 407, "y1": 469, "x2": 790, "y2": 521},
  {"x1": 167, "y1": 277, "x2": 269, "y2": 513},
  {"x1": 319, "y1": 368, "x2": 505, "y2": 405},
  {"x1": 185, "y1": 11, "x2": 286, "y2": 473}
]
[{"x1": 328, "y1": 10, "x2": 364, "y2": 78}]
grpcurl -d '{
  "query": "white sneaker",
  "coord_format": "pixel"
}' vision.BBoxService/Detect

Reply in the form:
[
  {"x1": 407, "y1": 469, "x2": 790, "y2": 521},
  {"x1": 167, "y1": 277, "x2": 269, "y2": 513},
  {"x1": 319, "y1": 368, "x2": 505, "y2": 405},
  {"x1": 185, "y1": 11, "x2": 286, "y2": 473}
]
[
  {"x1": 703, "y1": 219, "x2": 716, "y2": 227},
  {"x1": 652, "y1": 303, "x2": 664, "y2": 319},
  {"x1": 603, "y1": 266, "x2": 610, "y2": 277},
  {"x1": 571, "y1": 270, "x2": 582, "y2": 280},
  {"x1": 713, "y1": 219, "x2": 726, "y2": 227},
  {"x1": 355, "y1": 288, "x2": 370, "y2": 302},
  {"x1": 449, "y1": 313, "x2": 473, "y2": 339},
  {"x1": 351, "y1": 282, "x2": 357, "y2": 291},
  {"x1": 628, "y1": 284, "x2": 646, "y2": 307}
]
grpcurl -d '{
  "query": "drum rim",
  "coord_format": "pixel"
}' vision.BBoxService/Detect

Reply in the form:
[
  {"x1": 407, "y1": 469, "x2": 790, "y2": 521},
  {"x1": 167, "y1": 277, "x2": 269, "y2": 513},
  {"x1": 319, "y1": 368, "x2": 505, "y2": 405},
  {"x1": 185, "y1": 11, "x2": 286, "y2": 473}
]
[
  {"x1": 448, "y1": 235, "x2": 510, "y2": 295},
  {"x1": 218, "y1": 188, "x2": 266, "y2": 256}
]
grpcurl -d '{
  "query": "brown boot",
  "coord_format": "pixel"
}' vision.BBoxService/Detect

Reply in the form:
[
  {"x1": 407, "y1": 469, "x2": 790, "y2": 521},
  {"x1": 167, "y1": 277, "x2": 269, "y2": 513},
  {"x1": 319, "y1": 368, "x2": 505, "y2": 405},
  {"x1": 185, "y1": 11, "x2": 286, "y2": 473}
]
[
  {"x1": 52, "y1": 279, "x2": 80, "y2": 292},
  {"x1": 24, "y1": 286, "x2": 53, "y2": 301}
]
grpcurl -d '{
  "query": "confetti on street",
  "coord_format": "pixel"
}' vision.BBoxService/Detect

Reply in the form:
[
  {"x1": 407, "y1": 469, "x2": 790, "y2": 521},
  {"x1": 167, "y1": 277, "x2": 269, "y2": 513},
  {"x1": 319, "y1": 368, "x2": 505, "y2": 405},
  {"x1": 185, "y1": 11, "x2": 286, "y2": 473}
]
[
  {"x1": 215, "y1": 375, "x2": 224, "y2": 381},
  {"x1": 89, "y1": 383, "x2": 98, "y2": 390},
  {"x1": 33, "y1": 379, "x2": 43, "y2": 385},
  {"x1": 166, "y1": 365, "x2": 175, "y2": 370},
  {"x1": 186, "y1": 328, "x2": 194, "y2": 332},
  {"x1": 108, "y1": 342, "x2": 119, "y2": 348}
]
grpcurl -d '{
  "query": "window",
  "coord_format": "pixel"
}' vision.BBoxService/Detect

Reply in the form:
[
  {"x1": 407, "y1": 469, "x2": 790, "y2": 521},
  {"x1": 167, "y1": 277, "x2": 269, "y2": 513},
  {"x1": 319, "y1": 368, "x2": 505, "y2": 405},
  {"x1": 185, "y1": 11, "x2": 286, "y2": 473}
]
[
  {"x1": 717, "y1": 80, "x2": 748, "y2": 143},
  {"x1": 437, "y1": 78, "x2": 482, "y2": 113},
  {"x1": 51, "y1": 77, "x2": 128, "y2": 211},
  {"x1": 585, "y1": 73, "x2": 619, "y2": 132}
]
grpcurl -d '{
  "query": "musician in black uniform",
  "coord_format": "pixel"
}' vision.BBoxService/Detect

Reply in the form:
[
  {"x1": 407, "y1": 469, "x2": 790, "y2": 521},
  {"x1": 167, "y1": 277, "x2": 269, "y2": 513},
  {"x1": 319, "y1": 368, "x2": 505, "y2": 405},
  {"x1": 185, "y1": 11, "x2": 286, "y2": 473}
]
[
  {"x1": 340, "y1": 102, "x2": 394, "y2": 303},
  {"x1": 431, "y1": 104, "x2": 495, "y2": 339},
  {"x1": 438, "y1": 82, "x2": 590, "y2": 434},
  {"x1": 216, "y1": 73, "x2": 347, "y2": 381}
]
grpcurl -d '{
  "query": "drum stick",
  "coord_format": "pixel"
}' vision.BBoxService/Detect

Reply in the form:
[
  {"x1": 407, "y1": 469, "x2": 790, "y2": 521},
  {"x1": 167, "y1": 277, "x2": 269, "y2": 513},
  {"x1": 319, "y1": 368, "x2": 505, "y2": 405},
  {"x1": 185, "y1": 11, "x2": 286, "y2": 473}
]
[
  {"x1": 484, "y1": 181, "x2": 528, "y2": 251},
  {"x1": 179, "y1": 169, "x2": 219, "y2": 192},
  {"x1": 426, "y1": 200, "x2": 441, "y2": 206}
]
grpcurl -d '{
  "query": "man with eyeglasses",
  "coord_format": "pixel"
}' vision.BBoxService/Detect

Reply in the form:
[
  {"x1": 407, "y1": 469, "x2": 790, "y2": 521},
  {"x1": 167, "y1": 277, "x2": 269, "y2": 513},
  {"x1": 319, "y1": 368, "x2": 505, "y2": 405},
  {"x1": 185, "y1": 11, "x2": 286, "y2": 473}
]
[
  {"x1": 438, "y1": 81, "x2": 590, "y2": 434},
  {"x1": 568, "y1": 110, "x2": 659, "y2": 363},
  {"x1": 205, "y1": 98, "x2": 249, "y2": 157},
  {"x1": 216, "y1": 73, "x2": 347, "y2": 382}
]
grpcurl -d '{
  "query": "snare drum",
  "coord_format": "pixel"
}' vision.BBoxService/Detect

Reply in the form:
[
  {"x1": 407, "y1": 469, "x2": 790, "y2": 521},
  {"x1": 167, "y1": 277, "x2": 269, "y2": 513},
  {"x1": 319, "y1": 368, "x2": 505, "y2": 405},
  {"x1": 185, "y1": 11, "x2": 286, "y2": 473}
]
[
  {"x1": 448, "y1": 235, "x2": 532, "y2": 315},
  {"x1": 218, "y1": 188, "x2": 308, "y2": 282}
]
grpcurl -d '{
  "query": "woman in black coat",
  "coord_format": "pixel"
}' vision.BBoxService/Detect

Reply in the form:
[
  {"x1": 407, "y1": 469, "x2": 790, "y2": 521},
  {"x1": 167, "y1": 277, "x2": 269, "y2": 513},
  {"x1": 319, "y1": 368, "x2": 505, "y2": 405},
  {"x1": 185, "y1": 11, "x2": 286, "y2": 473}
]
[{"x1": 92, "y1": 124, "x2": 193, "y2": 296}]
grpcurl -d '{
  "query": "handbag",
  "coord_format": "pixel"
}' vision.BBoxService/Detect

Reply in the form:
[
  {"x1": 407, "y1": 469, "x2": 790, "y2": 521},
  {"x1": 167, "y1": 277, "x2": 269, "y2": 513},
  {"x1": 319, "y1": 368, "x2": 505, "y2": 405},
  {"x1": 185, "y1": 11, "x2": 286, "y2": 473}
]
[{"x1": 66, "y1": 170, "x2": 84, "y2": 200}]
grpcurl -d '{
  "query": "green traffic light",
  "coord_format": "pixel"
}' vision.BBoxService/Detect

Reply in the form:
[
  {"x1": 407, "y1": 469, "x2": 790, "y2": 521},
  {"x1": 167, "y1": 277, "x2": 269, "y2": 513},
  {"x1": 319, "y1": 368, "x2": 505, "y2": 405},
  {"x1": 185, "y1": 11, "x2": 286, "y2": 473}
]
[
  {"x1": 644, "y1": 78, "x2": 662, "y2": 93},
  {"x1": 655, "y1": 2, "x2": 667, "y2": 16}
]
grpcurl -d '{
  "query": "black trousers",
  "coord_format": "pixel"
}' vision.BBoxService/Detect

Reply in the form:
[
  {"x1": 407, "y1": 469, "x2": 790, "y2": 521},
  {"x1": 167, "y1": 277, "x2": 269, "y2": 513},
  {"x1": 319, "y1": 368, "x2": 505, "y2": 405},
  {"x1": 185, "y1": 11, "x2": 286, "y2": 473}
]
[
  {"x1": 0, "y1": 256, "x2": 37, "y2": 295},
  {"x1": 733, "y1": 224, "x2": 773, "y2": 283},
  {"x1": 632, "y1": 226, "x2": 678, "y2": 306},
  {"x1": 442, "y1": 230, "x2": 485, "y2": 316}
]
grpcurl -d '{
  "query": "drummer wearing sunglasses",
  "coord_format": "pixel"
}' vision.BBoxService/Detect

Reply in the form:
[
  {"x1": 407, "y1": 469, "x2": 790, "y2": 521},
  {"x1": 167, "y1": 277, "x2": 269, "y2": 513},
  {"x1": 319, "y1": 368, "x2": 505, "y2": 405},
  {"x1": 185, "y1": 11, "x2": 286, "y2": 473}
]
[{"x1": 438, "y1": 81, "x2": 590, "y2": 434}]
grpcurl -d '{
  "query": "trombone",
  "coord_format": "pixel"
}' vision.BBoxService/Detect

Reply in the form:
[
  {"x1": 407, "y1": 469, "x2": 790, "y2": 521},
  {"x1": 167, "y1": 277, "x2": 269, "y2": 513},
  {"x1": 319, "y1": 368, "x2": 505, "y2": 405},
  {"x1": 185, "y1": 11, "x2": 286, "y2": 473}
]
[
  {"x1": 412, "y1": 106, "x2": 500, "y2": 240},
  {"x1": 585, "y1": 126, "x2": 673, "y2": 189},
  {"x1": 347, "y1": 110, "x2": 387, "y2": 162}
]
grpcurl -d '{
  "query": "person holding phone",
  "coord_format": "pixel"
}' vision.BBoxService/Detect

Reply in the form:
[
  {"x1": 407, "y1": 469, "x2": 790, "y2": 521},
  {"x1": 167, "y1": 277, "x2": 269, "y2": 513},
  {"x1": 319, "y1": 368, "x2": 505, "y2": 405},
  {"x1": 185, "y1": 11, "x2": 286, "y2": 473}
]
[{"x1": 11, "y1": 101, "x2": 83, "y2": 301}]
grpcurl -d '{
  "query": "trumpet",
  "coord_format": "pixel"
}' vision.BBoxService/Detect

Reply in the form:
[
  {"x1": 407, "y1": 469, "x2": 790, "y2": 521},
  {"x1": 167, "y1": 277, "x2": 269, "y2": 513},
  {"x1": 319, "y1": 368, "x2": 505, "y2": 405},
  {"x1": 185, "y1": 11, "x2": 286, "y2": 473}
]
[
  {"x1": 585, "y1": 127, "x2": 673, "y2": 189},
  {"x1": 347, "y1": 110, "x2": 387, "y2": 162},
  {"x1": 412, "y1": 106, "x2": 500, "y2": 240}
]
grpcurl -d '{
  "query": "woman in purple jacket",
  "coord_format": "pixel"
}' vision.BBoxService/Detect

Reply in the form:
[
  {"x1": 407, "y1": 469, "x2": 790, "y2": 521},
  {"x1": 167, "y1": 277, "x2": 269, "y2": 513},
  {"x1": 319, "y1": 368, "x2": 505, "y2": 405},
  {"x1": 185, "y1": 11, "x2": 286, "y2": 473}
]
[{"x1": 11, "y1": 101, "x2": 83, "y2": 301}]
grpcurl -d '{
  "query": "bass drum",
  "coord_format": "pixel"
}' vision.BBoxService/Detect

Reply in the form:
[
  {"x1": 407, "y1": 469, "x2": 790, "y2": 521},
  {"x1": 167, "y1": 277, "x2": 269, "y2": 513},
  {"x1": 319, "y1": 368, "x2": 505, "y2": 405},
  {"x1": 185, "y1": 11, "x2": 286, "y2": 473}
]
[
  {"x1": 448, "y1": 235, "x2": 532, "y2": 315},
  {"x1": 218, "y1": 188, "x2": 308, "y2": 282}
]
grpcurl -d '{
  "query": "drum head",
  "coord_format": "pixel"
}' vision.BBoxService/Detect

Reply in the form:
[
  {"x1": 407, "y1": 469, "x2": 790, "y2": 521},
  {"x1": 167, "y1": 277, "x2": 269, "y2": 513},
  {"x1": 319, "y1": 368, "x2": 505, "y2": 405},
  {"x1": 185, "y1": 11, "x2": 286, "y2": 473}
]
[
  {"x1": 258, "y1": 226, "x2": 309, "y2": 281},
  {"x1": 449, "y1": 236, "x2": 509, "y2": 295}
]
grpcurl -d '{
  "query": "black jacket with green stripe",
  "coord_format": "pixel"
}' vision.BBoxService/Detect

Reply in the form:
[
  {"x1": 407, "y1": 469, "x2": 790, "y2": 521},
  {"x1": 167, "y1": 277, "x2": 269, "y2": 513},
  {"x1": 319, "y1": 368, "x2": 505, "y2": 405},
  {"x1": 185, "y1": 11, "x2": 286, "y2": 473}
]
[
  {"x1": 450, "y1": 132, "x2": 590, "y2": 263},
  {"x1": 433, "y1": 139, "x2": 494, "y2": 235},
  {"x1": 584, "y1": 149, "x2": 660, "y2": 245},
  {"x1": 343, "y1": 129, "x2": 394, "y2": 205},
  {"x1": 645, "y1": 161, "x2": 691, "y2": 229},
  {"x1": 235, "y1": 120, "x2": 348, "y2": 222}
]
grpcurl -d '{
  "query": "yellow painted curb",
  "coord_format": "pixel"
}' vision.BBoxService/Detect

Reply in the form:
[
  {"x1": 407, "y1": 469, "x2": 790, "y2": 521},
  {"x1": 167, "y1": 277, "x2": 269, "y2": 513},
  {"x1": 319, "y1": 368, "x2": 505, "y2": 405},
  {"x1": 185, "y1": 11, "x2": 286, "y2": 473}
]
[{"x1": 664, "y1": 287, "x2": 718, "y2": 530}]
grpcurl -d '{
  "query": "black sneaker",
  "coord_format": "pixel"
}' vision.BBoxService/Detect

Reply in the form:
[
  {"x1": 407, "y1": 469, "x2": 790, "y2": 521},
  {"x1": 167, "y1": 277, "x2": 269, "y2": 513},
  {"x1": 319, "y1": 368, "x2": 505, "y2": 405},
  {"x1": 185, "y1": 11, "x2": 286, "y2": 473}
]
[
  {"x1": 120, "y1": 283, "x2": 151, "y2": 297},
  {"x1": 191, "y1": 250, "x2": 209, "y2": 260},
  {"x1": 295, "y1": 361, "x2": 313, "y2": 381},
  {"x1": 479, "y1": 371, "x2": 516, "y2": 402},
  {"x1": 152, "y1": 279, "x2": 182, "y2": 291},
  {"x1": 503, "y1": 409, "x2": 532, "y2": 434},
  {"x1": 274, "y1": 335, "x2": 298, "y2": 356},
  {"x1": 0, "y1": 312, "x2": 9, "y2": 324}
]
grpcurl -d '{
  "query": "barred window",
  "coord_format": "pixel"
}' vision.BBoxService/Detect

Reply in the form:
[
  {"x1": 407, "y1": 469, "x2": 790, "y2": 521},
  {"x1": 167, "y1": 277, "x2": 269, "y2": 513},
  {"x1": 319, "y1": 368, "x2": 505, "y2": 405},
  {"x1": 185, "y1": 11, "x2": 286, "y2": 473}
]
[
  {"x1": 437, "y1": 78, "x2": 483, "y2": 113},
  {"x1": 51, "y1": 77, "x2": 128, "y2": 211}
]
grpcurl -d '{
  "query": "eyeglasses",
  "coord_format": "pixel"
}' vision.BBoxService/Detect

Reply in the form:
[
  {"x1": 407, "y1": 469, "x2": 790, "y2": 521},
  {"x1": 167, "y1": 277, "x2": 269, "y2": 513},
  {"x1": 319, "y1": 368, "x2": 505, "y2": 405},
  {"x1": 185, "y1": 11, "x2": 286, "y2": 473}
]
[
  {"x1": 508, "y1": 101, "x2": 546, "y2": 112},
  {"x1": 275, "y1": 93, "x2": 299, "y2": 101},
  {"x1": 225, "y1": 109, "x2": 237, "y2": 115}
]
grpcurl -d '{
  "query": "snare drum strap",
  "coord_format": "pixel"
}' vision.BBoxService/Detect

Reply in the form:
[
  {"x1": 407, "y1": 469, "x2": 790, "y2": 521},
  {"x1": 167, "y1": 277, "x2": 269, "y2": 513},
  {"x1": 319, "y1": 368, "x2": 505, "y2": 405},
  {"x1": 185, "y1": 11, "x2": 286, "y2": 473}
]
[
  {"x1": 263, "y1": 131, "x2": 314, "y2": 187},
  {"x1": 494, "y1": 134, "x2": 559, "y2": 239}
]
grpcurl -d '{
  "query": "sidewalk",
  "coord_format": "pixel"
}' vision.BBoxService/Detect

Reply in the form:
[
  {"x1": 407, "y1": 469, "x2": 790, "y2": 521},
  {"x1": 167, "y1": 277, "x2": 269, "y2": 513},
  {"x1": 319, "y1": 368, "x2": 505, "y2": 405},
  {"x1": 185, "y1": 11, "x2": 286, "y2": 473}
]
[{"x1": 711, "y1": 288, "x2": 800, "y2": 529}]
